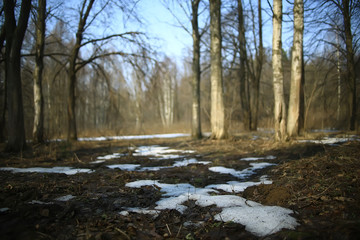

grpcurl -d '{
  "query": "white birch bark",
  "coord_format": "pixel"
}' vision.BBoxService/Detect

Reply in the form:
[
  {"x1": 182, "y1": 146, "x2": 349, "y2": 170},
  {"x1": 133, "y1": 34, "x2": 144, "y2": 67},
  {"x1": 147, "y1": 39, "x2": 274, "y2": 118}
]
[
  {"x1": 287, "y1": 0, "x2": 304, "y2": 137},
  {"x1": 210, "y1": 0, "x2": 227, "y2": 139},
  {"x1": 272, "y1": 0, "x2": 287, "y2": 141}
]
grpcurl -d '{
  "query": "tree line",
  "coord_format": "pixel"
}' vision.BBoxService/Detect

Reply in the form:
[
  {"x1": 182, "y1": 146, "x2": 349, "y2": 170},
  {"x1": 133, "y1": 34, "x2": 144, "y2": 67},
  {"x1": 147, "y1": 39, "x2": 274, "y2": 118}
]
[{"x1": 0, "y1": 0, "x2": 359, "y2": 152}]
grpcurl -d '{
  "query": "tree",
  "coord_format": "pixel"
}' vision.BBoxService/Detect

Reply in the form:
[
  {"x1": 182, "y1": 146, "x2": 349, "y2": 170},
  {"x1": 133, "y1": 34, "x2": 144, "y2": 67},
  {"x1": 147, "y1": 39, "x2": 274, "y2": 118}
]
[
  {"x1": 209, "y1": 0, "x2": 227, "y2": 139},
  {"x1": 249, "y1": 0, "x2": 264, "y2": 131},
  {"x1": 287, "y1": 0, "x2": 304, "y2": 137},
  {"x1": 33, "y1": 0, "x2": 46, "y2": 143},
  {"x1": 340, "y1": 0, "x2": 357, "y2": 130},
  {"x1": 66, "y1": 0, "x2": 143, "y2": 141},
  {"x1": 191, "y1": 0, "x2": 203, "y2": 139},
  {"x1": 237, "y1": 0, "x2": 251, "y2": 131},
  {"x1": 4, "y1": 0, "x2": 32, "y2": 151},
  {"x1": 272, "y1": 0, "x2": 287, "y2": 141}
]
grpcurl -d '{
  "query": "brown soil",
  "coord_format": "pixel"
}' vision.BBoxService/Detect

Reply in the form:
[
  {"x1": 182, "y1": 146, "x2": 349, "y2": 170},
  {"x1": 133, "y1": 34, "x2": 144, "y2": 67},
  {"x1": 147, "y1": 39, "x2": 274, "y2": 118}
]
[{"x1": 0, "y1": 134, "x2": 359, "y2": 239}]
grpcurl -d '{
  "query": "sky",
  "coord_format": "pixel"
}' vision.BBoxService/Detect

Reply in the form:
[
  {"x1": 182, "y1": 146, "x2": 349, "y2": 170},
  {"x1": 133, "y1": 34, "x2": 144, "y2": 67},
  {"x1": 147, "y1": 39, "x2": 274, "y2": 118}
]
[{"x1": 136, "y1": 0, "x2": 294, "y2": 63}]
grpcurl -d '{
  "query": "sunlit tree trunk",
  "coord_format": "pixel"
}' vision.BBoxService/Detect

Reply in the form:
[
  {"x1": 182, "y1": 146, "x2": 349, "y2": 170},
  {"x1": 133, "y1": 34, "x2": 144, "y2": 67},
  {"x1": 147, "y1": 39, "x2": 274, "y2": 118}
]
[
  {"x1": 272, "y1": 0, "x2": 287, "y2": 141},
  {"x1": 33, "y1": 0, "x2": 46, "y2": 143},
  {"x1": 287, "y1": 0, "x2": 304, "y2": 137},
  {"x1": 209, "y1": 0, "x2": 227, "y2": 139},
  {"x1": 237, "y1": 0, "x2": 251, "y2": 131},
  {"x1": 4, "y1": 0, "x2": 32, "y2": 151},
  {"x1": 191, "y1": 0, "x2": 202, "y2": 139}
]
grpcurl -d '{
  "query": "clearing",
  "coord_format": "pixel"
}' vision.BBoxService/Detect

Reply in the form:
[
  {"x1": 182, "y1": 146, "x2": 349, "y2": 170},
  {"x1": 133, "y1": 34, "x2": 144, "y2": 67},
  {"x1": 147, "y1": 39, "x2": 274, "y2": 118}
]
[{"x1": 0, "y1": 132, "x2": 359, "y2": 239}]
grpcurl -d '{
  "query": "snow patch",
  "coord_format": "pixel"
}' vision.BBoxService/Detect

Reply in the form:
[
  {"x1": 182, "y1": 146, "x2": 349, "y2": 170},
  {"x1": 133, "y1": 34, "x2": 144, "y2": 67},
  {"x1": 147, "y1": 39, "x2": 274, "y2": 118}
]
[
  {"x1": 78, "y1": 133, "x2": 190, "y2": 141},
  {"x1": 240, "y1": 155, "x2": 276, "y2": 161},
  {"x1": 106, "y1": 164, "x2": 141, "y2": 171},
  {"x1": 55, "y1": 195, "x2": 75, "y2": 201},
  {"x1": 215, "y1": 206, "x2": 298, "y2": 237},
  {"x1": 209, "y1": 162, "x2": 275, "y2": 179},
  {"x1": 125, "y1": 180, "x2": 298, "y2": 236},
  {"x1": 0, "y1": 207, "x2": 10, "y2": 213},
  {"x1": 0, "y1": 167, "x2": 94, "y2": 175}
]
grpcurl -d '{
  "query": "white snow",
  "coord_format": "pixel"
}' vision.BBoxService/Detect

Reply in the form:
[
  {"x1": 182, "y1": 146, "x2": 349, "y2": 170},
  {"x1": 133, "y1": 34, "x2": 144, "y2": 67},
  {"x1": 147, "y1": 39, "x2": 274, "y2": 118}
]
[
  {"x1": 96, "y1": 153, "x2": 125, "y2": 160},
  {"x1": 133, "y1": 145, "x2": 183, "y2": 159},
  {"x1": 28, "y1": 200, "x2": 53, "y2": 205},
  {"x1": 298, "y1": 136, "x2": 359, "y2": 145},
  {"x1": 119, "y1": 208, "x2": 160, "y2": 218},
  {"x1": 78, "y1": 133, "x2": 190, "y2": 141},
  {"x1": 215, "y1": 205, "x2": 298, "y2": 237},
  {"x1": 0, "y1": 166, "x2": 94, "y2": 175},
  {"x1": 0, "y1": 207, "x2": 10, "y2": 212},
  {"x1": 106, "y1": 164, "x2": 141, "y2": 171},
  {"x1": 206, "y1": 178, "x2": 272, "y2": 193},
  {"x1": 55, "y1": 195, "x2": 75, "y2": 201},
  {"x1": 240, "y1": 155, "x2": 276, "y2": 161},
  {"x1": 173, "y1": 158, "x2": 210, "y2": 167},
  {"x1": 209, "y1": 162, "x2": 275, "y2": 179},
  {"x1": 124, "y1": 179, "x2": 298, "y2": 237}
]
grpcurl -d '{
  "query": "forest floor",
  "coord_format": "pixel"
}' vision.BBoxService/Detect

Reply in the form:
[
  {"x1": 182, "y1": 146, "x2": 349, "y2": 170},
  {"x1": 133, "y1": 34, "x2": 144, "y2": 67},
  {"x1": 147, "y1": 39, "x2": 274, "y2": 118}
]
[{"x1": 0, "y1": 131, "x2": 359, "y2": 240}]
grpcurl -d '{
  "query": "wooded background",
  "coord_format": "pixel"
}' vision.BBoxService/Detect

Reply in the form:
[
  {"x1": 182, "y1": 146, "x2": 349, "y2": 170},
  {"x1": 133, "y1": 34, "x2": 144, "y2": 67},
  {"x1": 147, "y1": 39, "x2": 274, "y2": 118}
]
[{"x1": 0, "y1": 0, "x2": 359, "y2": 150}]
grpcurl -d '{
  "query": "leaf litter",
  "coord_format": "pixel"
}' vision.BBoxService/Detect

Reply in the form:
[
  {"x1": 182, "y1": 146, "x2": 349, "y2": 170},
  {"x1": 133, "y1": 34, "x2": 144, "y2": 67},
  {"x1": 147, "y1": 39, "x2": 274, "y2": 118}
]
[{"x1": 0, "y1": 133, "x2": 359, "y2": 239}]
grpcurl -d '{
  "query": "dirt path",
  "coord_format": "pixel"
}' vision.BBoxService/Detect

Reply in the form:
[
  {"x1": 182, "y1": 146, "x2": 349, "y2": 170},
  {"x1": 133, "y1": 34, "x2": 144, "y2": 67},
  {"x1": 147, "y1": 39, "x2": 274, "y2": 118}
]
[{"x1": 0, "y1": 135, "x2": 359, "y2": 239}]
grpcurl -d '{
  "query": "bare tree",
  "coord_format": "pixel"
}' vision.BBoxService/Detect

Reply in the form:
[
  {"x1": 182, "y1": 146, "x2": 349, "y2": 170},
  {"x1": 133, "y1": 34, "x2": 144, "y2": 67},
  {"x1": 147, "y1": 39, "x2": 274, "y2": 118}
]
[
  {"x1": 272, "y1": 0, "x2": 287, "y2": 141},
  {"x1": 237, "y1": 0, "x2": 251, "y2": 130},
  {"x1": 191, "y1": 0, "x2": 203, "y2": 139},
  {"x1": 287, "y1": 0, "x2": 304, "y2": 137},
  {"x1": 209, "y1": 0, "x2": 227, "y2": 139},
  {"x1": 4, "y1": 0, "x2": 32, "y2": 151},
  {"x1": 66, "y1": 0, "x2": 143, "y2": 141},
  {"x1": 33, "y1": 0, "x2": 46, "y2": 143}
]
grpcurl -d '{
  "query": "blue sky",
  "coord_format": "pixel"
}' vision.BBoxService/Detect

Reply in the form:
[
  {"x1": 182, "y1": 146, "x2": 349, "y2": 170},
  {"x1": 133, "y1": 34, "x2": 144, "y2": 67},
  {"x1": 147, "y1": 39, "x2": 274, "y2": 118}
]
[{"x1": 136, "y1": 0, "x2": 294, "y2": 63}]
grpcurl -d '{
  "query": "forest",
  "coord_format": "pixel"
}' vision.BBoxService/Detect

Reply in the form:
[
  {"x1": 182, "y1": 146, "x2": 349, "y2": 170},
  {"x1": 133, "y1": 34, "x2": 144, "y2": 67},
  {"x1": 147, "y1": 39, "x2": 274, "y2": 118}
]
[
  {"x1": 0, "y1": 0, "x2": 358, "y2": 151},
  {"x1": 0, "y1": 0, "x2": 360, "y2": 239}
]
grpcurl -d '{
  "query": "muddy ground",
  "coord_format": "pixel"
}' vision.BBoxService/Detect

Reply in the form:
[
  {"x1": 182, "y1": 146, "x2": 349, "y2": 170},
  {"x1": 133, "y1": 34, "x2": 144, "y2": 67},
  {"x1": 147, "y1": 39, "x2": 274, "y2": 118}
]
[{"x1": 0, "y1": 132, "x2": 359, "y2": 239}]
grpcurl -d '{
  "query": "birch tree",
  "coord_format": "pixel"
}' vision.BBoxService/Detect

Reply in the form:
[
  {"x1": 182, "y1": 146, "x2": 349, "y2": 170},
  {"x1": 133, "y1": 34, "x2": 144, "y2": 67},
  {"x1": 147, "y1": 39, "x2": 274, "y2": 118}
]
[
  {"x1": 272, "y1": 0, "x2": 287, "y2": 141},
  {"x1": 4, "y1": 0, "x2": 32, "y2": 151},
  {"x1": 287, "y1": 0, "x2": 304, "y2": 137},
  {"x1": 33, "y1": 0, "x2": 46, "y2": 143},
  {"x1": 209, "y1": 0, "x2": 227, "y2": 139}
]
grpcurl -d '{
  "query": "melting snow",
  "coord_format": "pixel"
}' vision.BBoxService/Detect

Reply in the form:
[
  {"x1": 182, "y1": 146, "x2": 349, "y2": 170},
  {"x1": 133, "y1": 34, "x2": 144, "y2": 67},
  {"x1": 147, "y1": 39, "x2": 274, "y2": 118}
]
[
  {"x1": 78, "y1": 133, "x2": 190, "y2": 141},
  {"x1": 240, "y1": 155, "x2": 276, "y2": 161},
  {"x1": 0, "y1": 166, "x2": 94, "y2": 175},
  {"x1": 0, "y1": 207, "x2": 9, "y2": 212},
  {"x1": 206, "y1": 176, "x2": 272, "y2": 193},
  {"x1": 173, "y1": 158, "x2": 210, "y2": 167},
  {"x1": 106, "y1": 164, "x2": 141, "y2": 171},
  {"x1": 298, "y1": 136, "x2": 359, "y2": 145},
  {"x1": 55, "y1": 195, "x2": 75, "y2": 201},
  {"x1": 209, "y1": 162, "x2": 275, "y2": 179},
  {"x1": 124, "y1": 179, "x2": 298, "y2": 237}
]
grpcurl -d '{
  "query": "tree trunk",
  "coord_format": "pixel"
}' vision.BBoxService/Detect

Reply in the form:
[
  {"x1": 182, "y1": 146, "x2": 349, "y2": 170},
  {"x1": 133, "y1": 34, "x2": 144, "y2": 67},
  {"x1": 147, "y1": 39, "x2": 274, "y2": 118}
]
[
  {"x1": 249, "y1": 0, "x2": 264, "y2": 131},
  {"x1": 237, "y1": 0, "x2": 251, "y2": 131},
  {"x1": 33, "y1": 0, "x2": 46, "y2": 144},
  {"x1": 342, "y1": 0, "x2": 356, "y2": 130},
  {"x1": 4, "y1": 0, "x2": 32, "y2": 151},
  {"x1": 272, "y1": 0, "x2": 287, "y2": 141},
  {"x1": 209, "y1": 0, "x2": 227, "y2": 139},
  {"x1": 67, "y1": 0, "x2": 95, "y2": 141},
  {"x1": 191, "y1": 0, "x2": 202, "y2": 139},
  {"x1": 287, "y1": 0, "x2": 304, "y2": 137},
  {"x1": 0, "y1": 26, "x2": 6, "y2": 143}
]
